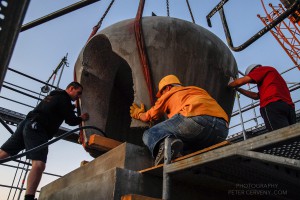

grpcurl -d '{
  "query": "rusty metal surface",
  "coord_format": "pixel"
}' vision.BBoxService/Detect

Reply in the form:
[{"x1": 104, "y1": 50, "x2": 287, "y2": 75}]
[
  {"x1": 0, "y1": 0, "x2": 30, "y2": 90},
  {"x1": 75, "y1": 17, "x2": 237, "y2": 145}
]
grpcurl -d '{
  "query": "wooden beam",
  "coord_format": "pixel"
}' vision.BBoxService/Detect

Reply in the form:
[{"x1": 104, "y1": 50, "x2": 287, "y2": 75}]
[
  {"x1": 139, "y1": 140, "x2": 231, "y2": 176},
  {"x1": 88, "y1": 134, "x2": 122, "y2": 152}
]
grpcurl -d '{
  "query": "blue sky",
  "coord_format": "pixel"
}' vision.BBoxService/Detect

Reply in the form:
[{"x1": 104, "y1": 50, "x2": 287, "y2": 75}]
[{"x1": 1, "y1": 0, "x2": 299, "y2": 199}]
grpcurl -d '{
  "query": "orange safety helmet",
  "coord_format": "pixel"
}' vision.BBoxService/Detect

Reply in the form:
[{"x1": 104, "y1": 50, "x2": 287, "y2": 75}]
[{"x1": 156, "y1": 75, "x2": 181, "y2": 97}]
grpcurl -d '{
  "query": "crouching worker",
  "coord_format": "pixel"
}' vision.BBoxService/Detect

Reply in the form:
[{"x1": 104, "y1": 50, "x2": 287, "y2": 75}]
[
  {"x1": 130, "y1": 75, "x2": 229, "y2": 166},
  {"x1": 0, "y1": 82, "x2": 89, "y2": 200}
]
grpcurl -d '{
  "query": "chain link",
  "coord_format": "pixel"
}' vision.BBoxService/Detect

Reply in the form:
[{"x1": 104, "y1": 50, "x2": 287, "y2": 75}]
[
  {"x1": 166, "y1": 0, "x2": 170, "y2": 17},
  {"x1": 186, "y1": 0, "x2": 195, "y2": 23},
  {"x1": 96, "y1": 0, "x2": 115, "y2": 28}
]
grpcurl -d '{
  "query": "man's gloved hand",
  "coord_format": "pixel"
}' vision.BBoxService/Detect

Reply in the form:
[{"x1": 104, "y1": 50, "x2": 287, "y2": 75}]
[
  {"x1": 228, "y1": 76, "x2": 235, "y2": 86},
  {"x1": 130, "y1": 103, "x2": 145, "y2": 119}
]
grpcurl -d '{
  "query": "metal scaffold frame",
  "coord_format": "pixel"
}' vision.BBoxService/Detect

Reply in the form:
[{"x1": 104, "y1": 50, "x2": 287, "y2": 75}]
[
  {"x1": 162, "y1": 123, "x2": 300, "y2": 199},
  {"x1": 258, "y1": 0, "x2": 300, "y2": 69}
]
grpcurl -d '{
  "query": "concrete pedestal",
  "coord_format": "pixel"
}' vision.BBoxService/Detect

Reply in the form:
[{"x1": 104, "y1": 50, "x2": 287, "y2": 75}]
[{"x1": 39, "y1": 143, "x2": 158, "y2": 200}]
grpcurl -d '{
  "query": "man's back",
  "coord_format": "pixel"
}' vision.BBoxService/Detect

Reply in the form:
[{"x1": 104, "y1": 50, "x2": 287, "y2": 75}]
[
  {"x1": 248, "y1": 66, "x2": 294, "y2": 108},
  {"x1": 27, "y1": 89, "x2": 80, "y2": 138},
  {"x1": 147, "y1": 86, "x2": 228, "y2": 122}
]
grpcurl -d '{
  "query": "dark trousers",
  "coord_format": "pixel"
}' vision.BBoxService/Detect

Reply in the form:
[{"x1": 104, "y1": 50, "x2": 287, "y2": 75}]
[{"x1": 260, "y1": 101, "x2": 296, "y2": 132}]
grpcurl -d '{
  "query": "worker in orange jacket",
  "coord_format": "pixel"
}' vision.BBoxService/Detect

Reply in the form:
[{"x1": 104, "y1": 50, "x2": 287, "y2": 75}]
[{"x1": 130, "y1": 75, "x2": 229, "y2": 166}]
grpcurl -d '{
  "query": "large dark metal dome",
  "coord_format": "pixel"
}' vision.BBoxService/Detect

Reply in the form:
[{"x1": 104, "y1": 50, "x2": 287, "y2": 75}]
[{"x1": 75, "y1": 16, "x2": 237, "y2": 146}]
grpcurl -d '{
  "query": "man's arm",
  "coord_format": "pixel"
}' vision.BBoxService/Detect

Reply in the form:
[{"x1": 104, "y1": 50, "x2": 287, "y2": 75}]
[
  {"x1": 63, "y1": 99, "x2": 89, "y2": 125},
  {"x1": 228, "y1": 76, "x2": 253, "y2": 88},
  {"x1": 138, "y1": 112, "x2": 148, "y2": 122},
  {"x1": 236, "y1": 88, "x2": 259, "y2": 100},
  {"x1": 228, "y1": 76, "x2": 259, "y2": 100}
]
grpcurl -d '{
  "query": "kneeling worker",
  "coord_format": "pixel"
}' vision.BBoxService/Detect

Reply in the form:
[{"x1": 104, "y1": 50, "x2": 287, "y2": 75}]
[{"x1": 130, "y1": 75, "x2": 229, "y2": 166}]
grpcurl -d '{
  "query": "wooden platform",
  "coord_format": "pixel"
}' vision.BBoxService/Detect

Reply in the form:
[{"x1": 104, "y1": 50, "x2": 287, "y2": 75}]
[{"x1": 139, "y1": 140, "x2": 231, "y2": 176}]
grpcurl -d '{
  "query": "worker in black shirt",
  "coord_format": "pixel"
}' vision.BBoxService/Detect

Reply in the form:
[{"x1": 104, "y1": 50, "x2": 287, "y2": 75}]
[{"x1": 0, "y1": 82, "x2": 89, "y2": 200}]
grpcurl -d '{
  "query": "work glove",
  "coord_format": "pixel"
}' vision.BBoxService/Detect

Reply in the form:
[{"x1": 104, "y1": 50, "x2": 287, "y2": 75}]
[
  {"x1": 130, "y1": 103, "x2": 145, "y2": 119},
  {"x1": 228, "y1": 76, "x2": 235, "y2": 86}
]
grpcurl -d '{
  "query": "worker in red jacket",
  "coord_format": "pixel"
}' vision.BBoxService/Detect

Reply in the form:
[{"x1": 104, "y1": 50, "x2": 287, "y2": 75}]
[
  {"x1": 228, "y1": 64, "x2": 296, "y2": 132},
  {"x1": 130, "y1": 75, "x2": 228, "y2": 166}
]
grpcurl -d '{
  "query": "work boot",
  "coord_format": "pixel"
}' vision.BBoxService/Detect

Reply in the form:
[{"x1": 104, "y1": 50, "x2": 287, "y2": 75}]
[{"x1": 154, "y1": 138, "x2": 183, "y2": 166}]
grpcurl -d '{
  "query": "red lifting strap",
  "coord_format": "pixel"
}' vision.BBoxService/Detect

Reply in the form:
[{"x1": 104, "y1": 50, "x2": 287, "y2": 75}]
[{"x1": 134, "y1": 0, "x2": 155, "y2": 106}]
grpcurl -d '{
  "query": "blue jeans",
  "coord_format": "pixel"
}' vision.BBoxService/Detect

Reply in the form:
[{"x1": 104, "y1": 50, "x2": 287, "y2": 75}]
[{"x1": 142, "y1": 114, "x2": 229, "y2": 157}]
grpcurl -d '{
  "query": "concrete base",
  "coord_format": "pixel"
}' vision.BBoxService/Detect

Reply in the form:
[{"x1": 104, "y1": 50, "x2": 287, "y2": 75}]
[
  {"x1": 39, "y1": 142, "x2": 220, "y2": 200},
  {"x1": 39, "y1": 143, "x2": 153, "y2": 199},
  {"x1": 40, "y1": 167, "x2": 162, "y2": 200},
  {"x1": 41, "y1": 166, "x2": 222, "y2": 200}
]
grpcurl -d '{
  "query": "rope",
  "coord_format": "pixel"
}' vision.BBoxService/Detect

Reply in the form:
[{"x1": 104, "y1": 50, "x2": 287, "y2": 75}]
[
  {"x1": 0, "y1": 126, "x2": 106, "y2": 164},
  {"x1": 134, "y1": 0, "x2": 155, "y2": 105},
  {"x1": 186, "y1": 0, "x2": 195, "y2": 23},
  {"x1": 166, "y1": 0, "x2": 170, "y2": 16}
]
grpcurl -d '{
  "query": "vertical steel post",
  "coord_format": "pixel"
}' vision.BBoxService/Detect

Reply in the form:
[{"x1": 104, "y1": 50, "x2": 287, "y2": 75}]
[
  {"x1": 236, "y1": 92, "x2": 247, "y2": 140},
  {"x1": 247, "y1": 84, "x2": 259, "y2": 127},
  {"x1": 17, "y1": 159, "x2": 30, "y2": 200},
  {"x1": 162, "y1": 137, "x2": 171, "y2": 200}
]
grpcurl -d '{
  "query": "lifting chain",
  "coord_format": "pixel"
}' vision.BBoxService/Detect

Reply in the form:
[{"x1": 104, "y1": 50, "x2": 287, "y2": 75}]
[
  {"x1": 166, "y1": 0, "x2": 170, "y2": 16},
  {"x1": 186, "y1": 0, "x2": 195, "y2": 23},
  {"x1": 96, "y1": 0, "x2": 115, "y2": 28},
  {"x1": 87, "y1": 0, "x2": 116, "y2": 41},
  {"x1": 77, "y1": 0, "x2": 116, "y2": 139}
]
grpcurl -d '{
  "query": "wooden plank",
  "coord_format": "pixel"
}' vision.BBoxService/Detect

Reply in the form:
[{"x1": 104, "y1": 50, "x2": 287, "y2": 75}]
[
  {"x1": 174, "y1": 140, "x2": 231, "y2": 162},
  {"x1": 88, "y1": 134, "x2": 122, "y2": 151},
  {"x1": 139, "y1": 141, "x2": 231, "y2": 176},
  {"x1": 121, "y1": 194, "x2": 161, "y2": 200},
  {"x1": 139, "y1": 164, "x2": 163, "y2": 176}
]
